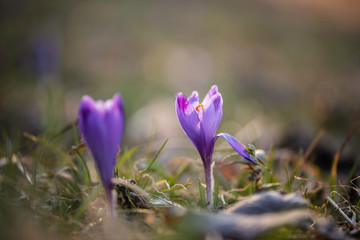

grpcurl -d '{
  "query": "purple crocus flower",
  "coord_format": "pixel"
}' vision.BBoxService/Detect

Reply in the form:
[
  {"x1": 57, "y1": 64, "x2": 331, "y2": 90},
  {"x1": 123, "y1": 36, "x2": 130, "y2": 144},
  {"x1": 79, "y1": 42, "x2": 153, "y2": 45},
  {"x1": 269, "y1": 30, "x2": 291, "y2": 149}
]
[
  {"x1": 78, "y1": 93, "x2": 125, "y2": 213},
  {"x1": 175, "y1": 85, "x2": 258, "y2": 208}
]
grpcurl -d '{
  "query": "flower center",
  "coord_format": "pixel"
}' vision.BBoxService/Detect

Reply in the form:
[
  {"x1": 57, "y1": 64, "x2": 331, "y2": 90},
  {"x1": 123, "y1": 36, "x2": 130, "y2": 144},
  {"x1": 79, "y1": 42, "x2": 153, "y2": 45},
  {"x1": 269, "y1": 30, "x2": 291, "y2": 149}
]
[{"x1": 195, "y1": 104, "x2": 204, "y2": 112}]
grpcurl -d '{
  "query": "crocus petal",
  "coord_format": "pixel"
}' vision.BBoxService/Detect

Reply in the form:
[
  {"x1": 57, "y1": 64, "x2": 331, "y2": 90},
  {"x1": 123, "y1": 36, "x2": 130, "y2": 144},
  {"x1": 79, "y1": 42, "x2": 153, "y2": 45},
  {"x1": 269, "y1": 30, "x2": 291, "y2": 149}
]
[
  {"x1": 188, "y1": 91, "x2": 199, "y2": 107},
  {"x1": 79, "y1": 99, "x2": 112, "y2": 188},
  {"x1": 175, "y1": 93, "x2": 207, "y2": 158},
  {"x1": 111, "y1": 93, "x2": 125, "y2": 115},
  {"x1": 106, "y1": 93, "x2": 125, "y2": 146},
  {"x1": 202, "y1": 85, "x2": 219, "y2": 108},
  {"x1": 101, "y1": 94, "x2": 124, "y2": 178},
  {"x1": 215, "y1": 133, "x2": 259, "y2": 164},
  {"x1": 78, "y1": 96, "x2": 96, "y2": 133},
  {"x1": 201, "y1": 92, "x2": 223, "y2": 149}
]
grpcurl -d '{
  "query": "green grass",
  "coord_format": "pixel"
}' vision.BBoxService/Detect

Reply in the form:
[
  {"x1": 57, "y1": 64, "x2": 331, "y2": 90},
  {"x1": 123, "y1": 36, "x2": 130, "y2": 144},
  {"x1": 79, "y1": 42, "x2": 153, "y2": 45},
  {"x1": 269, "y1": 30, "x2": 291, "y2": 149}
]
[{"x1": 0, "y1": 122, "x2": 359, "y2": 240}]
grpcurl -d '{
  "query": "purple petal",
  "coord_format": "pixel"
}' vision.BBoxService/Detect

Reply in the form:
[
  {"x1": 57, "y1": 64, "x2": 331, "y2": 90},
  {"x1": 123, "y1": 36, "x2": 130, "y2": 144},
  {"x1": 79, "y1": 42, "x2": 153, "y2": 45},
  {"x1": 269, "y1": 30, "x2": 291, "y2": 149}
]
[
  {"x1": 175, "y1": 93, "x2": 207, "y2": 157},
  {"x1": 188, "y1": 91, "x2": 199, "y2": 107},
  {"x1": 201, "y1": 92, "x2": 223, "y2": 145},
  {"x1": 215, "y1": 133, "x2": 259, "y2": 164},
  {"x1": 79, "y1": 99, "x2": 112, "y2": 186},
  {"x1": 78, "y1": 95, "x2": 96, "y2": 134},
  {"x1": 108, "y1": 93, "x2": 125, "y2": 146},
  {"x1": 202, "y1": 85, "x2": 219, "y2": 108},
  {"x1": 111, "y1": 93, "x2": 125, "y2": 114},
  {"x1": 102, "y1": 94, "x2": 125, "y2": 169}
]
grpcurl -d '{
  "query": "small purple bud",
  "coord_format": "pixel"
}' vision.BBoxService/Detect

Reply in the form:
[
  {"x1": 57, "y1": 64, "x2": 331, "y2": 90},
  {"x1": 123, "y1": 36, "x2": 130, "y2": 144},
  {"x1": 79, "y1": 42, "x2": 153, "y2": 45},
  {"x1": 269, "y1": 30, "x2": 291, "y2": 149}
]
[{"x1": 78, "y1": 93, "x2": 125, "y2": 213}]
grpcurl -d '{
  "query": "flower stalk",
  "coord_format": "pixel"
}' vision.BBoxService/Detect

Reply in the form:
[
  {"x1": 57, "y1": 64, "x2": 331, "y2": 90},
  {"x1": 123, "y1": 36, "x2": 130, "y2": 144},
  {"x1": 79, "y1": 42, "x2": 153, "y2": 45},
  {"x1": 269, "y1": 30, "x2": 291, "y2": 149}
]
[{"x1": 204, "y1": 160, "x2": 214, "y2": 208}]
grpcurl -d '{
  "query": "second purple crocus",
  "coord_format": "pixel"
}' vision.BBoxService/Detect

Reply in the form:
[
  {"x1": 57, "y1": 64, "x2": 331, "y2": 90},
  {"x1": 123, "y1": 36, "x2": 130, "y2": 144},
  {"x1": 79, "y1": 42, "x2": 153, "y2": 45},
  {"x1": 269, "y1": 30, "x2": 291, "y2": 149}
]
[
  {"x1": 78, "y1": 93, "x2": 125, "y2": 214},
  {"x1": 175, "y1": 85, "x2": 258, "y2": 208}
]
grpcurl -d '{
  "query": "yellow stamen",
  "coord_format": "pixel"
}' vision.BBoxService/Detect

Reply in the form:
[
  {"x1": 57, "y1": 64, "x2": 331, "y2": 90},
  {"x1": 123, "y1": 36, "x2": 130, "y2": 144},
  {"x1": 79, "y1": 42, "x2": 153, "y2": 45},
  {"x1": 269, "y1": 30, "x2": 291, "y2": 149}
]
[{"x1": 195, "y1": 104, "x2": 204, "y2": 112}]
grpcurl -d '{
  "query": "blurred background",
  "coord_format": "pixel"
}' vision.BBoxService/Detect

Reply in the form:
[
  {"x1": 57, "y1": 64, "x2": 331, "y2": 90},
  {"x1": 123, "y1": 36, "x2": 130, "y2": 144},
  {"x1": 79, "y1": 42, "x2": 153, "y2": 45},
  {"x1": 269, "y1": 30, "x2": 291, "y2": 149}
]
[{"x1": 1, "y1": 0, "x2": 360, "y2": 171}]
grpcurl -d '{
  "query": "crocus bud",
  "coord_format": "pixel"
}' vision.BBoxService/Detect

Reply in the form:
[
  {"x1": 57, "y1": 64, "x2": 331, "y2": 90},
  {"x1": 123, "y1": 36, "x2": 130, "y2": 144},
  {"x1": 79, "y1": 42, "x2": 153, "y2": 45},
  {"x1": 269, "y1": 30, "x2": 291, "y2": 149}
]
[{"x1": 78, "y1": 93, "x2": 124, "y2": 213}]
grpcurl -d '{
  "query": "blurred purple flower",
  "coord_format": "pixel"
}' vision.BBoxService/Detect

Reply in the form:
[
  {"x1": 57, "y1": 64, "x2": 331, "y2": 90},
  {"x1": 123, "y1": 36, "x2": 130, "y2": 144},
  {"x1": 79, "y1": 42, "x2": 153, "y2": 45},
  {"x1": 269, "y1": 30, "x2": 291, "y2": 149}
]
[
  {"x1": 78, "y1": 93, "x2": 124, "y2": 213},
  {"x1": 33, "y1": 34, "x2": 61, "y2": 83},
  {"x1": 175, "y1": 85, "x2": 258, "y2": 208}
]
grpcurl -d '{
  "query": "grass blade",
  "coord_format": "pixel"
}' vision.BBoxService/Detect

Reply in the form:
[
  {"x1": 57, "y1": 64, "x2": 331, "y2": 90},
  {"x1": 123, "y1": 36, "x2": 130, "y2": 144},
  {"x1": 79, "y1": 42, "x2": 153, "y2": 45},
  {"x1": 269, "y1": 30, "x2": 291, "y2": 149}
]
[
  {"x1": 331, "y1": 120, "x2": 360, "y2": 185},
  {"x1": 74, "y1": 184, "x2": 102, "y2": 220},
  {"x1": 117, "y1": 146, "x2": 138, "y2": 167},
  {"x1": 214, "y1": 174, "x2": 219, "y2": 208},
  {"x1": 198, "y1": 178, "x2": 206, "y2": 207},
  {"x1": 23, "y1": 132, "x2": 77, "y2": 169},
  {"x1": 72, "y1": 147, "x2": 91, "y2": 185},
  {"x1": 284, "y1": 164, "x2": 292, "y2": 192},
  {"x1": 136, "y1": 138, "x2": 169, "y2": 179}
]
